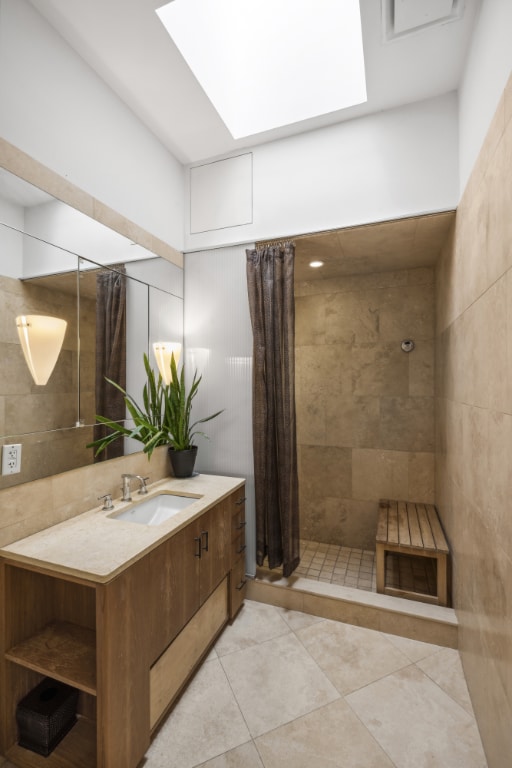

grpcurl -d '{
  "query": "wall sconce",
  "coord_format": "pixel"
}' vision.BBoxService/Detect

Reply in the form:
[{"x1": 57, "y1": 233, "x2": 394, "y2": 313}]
[
  {"x1": 16, "y1": 315, "x2": 67, "y2": 386},
  {"x1": 152, "y1": 341, "x2": 182, "y2": 384}
]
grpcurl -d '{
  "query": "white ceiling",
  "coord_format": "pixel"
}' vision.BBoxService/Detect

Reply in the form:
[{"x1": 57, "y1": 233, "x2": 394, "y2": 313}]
[{"x1": 28, "y1": 0, "x2": 482, "y2": 164}]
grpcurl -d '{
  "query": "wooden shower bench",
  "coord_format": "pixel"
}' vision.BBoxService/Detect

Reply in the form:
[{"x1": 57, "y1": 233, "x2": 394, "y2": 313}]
[{"x1": 376, "y1": 499, "x2": 450, "y2": 606}]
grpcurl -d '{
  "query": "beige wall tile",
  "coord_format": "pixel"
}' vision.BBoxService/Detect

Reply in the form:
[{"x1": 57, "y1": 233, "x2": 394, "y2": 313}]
[
  {"x1": 324, "y1": 395, "x2": 380, "y2": 449},
  {"x1": 299, "y1": 446, "x2": 352, "y2": 499},
  {"x1": 352, "y1": 449, "x2": 409, "y2": 501},
  {"x1": 379, "y1": 396, "x2": 434, "y2": 452},
  {"x1": 435, "y1": 73, "x2": 512, "y2": 766},
  {"x1": 296, "y1": 268, "x2": 435, "y2": 549},
  {"x1": 408, "y1": 452, "x2": 435, "y2": 502},
  {"x1": 378, "y1": 284, "x2": 435, "y2": 342},
  {"x1": 294, "y1": 294, "x2": 326, "y2": 346},
  {"x1": 409, "y1": 338, "x2": 434, "y2": 396},
  {"x1": 351, "y1": 343, "x2": 409, "y2": 397}
]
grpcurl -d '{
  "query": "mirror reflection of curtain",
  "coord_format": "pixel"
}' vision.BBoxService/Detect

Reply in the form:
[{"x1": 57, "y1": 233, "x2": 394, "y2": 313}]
[
  {"x1": 94, "y1": 266, "x2": 127, "y2": 461},
  {"x1": 246, "y1": 243, "x2": 300, "y2": 577}
]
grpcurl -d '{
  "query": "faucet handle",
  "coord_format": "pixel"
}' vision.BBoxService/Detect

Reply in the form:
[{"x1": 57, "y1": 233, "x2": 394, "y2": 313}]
[
  {"x1": 137, "y1": 476, "x2": 150, "y2": 495},
  {"x1": 98, "y1": 493, "x2": 114, "y2": 511}
]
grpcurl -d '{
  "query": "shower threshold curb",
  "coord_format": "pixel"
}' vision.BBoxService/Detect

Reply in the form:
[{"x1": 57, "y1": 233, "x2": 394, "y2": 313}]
[{"x1": 247, "y1": 567, "x2": 458, "y2": 649}]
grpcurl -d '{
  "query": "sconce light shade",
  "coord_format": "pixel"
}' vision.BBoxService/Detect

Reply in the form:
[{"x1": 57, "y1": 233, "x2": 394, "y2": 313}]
[
  {"x1": 153, "y1": 341, "x2": 182, "y2": 385},
  {"x1": 16, "y1": 315, "x2": 67, "y2": 385}
]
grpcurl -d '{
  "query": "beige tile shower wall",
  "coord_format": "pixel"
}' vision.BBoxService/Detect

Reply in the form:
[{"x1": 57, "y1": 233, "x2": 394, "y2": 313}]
[
  {"x1": 295, "y1": 268, "x2": 435, "y2": 551},
  {"x1": 435, "y1": 73, "x2": 512, "y2": 768},
  {"x1": 0, "y1": 275, "x2": 96, "y2": 490}
]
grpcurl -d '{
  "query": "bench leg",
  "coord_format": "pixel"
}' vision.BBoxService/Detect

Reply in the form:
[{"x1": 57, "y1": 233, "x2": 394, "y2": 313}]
[
  {"x1": 376, "y1": 544, "x2": 385, "y2": 594},
  {"x1": 437, "y1": 554, "x2": 448, "y2": 607}
]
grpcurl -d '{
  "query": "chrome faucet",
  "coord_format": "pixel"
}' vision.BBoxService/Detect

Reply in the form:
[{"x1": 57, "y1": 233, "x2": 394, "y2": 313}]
[{"x1": 121, "y1": 474, "x2": 149, "y2": 501}]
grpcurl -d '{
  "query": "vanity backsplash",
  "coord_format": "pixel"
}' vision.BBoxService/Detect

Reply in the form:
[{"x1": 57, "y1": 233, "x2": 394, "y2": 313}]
[{"x1": 0, "y1": 446, "x2": 170, "y2": 547}]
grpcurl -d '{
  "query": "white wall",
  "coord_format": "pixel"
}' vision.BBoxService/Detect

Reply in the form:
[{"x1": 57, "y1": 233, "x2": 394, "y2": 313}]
[
  {"x1": 184, "y1": 245, "x2": 255, "y2": 576},
  {"x1": 0, "y1": 0, "x2": 185, "y2": 251},
  {"x1": 0, "y1": 199, "x2": 23, "y2": 277},
  {"x1": 185, "y1": 93, "x2": 459, "y2": 251},
  {"x1": 23, "y1": 200, "x2": 160, "y2": 277},
  {"x1": 459, "y1": 0, "x2": 512, "y2": 192}
]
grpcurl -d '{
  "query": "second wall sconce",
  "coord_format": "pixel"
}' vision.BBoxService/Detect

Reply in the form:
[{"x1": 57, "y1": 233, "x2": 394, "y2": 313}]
[{"x1": 153, "y1": 341, "x2": 182, "y2": 385}]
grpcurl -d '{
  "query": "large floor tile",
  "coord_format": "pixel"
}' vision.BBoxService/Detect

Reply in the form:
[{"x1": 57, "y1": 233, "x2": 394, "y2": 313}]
[
  {"x1": 346, "y1": 664, "x2": 488, "y2": 768},
  {"x1": 274, "y1": 605, "x2": 325, "y2": 632},
  {"x1": 382, "y1": 631, "x2": 443, "y2": 662},
  {"x1": 145, "y1": 659, "x2": 251, "y2": 768},
  {"x1": 417, "y1": 647, "x2": 475, "y2": 715},
  {"x1": 214, "y1": 600, "x2": 290, "y2": 657},
  {"x1": 196, "y1": 741, "x2": 264, "y2": 767},
  {"x1": 255, "y1": 699, "x2": 395, "y2": 768},
  {"x1": 220, "y1": 632, "x2": 340, "y2": 737},
  {"x1": 297, "y1": 619, "x2": 411, "y2": 694}
]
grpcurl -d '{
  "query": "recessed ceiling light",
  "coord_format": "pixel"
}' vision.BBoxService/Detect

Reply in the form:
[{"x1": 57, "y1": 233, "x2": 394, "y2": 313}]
[
  {"x1": 309, "y1": 261, "x2": 324, "y2": 268},
  {"x1": 157, "y1": 0, "x2": 367, "y2": 139}
]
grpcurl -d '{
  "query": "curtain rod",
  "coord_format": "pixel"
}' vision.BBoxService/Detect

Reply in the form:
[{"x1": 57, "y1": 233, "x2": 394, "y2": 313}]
[{"x1": 256, "y1": 239, "x2": 295, "y2": 248}]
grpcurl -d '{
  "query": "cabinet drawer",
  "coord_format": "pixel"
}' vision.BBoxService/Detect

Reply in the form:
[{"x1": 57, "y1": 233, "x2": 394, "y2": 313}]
[
  {"x1": 231, "y1": 493, "x2": 246, "y2": 536},
  {"x1": 229, "y1": 555, "x2": 247, "y2": 620},
  {"x1": 231, "y1": 528, "x2": 246, "y2": 564}
]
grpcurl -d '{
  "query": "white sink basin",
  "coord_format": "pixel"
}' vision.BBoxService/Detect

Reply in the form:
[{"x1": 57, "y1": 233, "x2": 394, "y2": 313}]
[{"x1": 109, "y1": 493, "x2": 200, "y2": 526}]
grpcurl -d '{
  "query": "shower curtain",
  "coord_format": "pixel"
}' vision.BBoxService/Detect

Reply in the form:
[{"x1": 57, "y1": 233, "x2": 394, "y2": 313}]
[
  {"x1": 246, "y1": 243, "x2": 300, "y2": 577},
  {"x1": 94, "y1": 265, "x2": 127, "y2": 461}
]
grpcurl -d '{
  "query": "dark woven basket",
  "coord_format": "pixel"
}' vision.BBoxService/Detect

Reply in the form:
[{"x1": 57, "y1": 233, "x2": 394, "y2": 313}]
[{"x1": 16, "y1": 677, "x2": 79, "y2": 756}]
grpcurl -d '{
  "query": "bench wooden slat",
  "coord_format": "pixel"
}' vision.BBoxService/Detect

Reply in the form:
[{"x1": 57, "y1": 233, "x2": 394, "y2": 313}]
[
  {"x1": 376, "y1": 501, "x2": 389, "y2": 543},
  {"x1": 397, "y1": 501, "x2": 411, "y2": 546},
  {"x1": 387, "y1": 501, "x2": 399, "y2": 545},
  {"x1": 426, "y1": 504, "x2": 449, "y2": 553},
  {"x1": 417, "y1": 504, "x2": 436, "y2": 550},
  {"x1": 407, "y1": 503, "x2": 423, "y2": 548}
]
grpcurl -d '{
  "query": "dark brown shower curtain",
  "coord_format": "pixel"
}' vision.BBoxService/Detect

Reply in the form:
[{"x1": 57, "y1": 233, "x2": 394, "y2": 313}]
[
  {"x1": 94, "y1": 266, "x2": 127, "y2": 461},
  {"x1": 246, "y1": 243, "x2": 300, "y2": 577}
]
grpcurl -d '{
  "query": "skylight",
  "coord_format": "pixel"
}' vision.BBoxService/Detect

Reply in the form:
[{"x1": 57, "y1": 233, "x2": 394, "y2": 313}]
[{"x1": 156, "y1": 0, "x2": 367, "y2": 139}]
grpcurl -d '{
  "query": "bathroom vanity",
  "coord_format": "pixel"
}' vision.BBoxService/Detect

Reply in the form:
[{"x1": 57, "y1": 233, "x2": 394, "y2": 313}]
[{"x1": 0, "y1": 474, "x2": 246, "y2": 768}]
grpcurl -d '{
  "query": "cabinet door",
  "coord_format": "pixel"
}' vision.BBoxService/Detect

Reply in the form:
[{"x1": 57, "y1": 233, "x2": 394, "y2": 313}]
[
  {"x1": 197, "y1": 500, "x2": 230, "y2": 605},
  {"x1": 148, "y1": 524, "x2": 200, "y2": 664}
]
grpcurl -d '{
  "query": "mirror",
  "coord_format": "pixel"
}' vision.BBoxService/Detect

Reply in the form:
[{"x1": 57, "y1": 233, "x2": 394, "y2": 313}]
[{"x1": 0, "y1": 169, "x2": 183, "y2": 489}]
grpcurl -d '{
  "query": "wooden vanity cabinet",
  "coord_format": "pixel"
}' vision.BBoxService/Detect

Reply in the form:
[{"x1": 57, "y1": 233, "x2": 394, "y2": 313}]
[{"x1": 0, "y1": 485, "x2": 246, "y2": 768}]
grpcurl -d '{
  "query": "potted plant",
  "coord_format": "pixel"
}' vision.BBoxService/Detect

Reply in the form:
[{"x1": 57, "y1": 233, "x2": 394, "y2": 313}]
[{"x1": 87, "y1": 352, "x2": 223, "y2": 477}]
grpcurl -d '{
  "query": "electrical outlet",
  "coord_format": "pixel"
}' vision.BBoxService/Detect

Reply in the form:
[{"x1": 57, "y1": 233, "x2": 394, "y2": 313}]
[{"x1": 1, "y1": 443, "x2": 22, "y2": 475}]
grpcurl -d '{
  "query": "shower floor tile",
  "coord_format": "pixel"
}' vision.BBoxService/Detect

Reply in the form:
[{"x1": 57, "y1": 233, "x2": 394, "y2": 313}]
[
  {"x1": 298, "y1": 540, "x2": 377, "y2": 592},
  {"x1": 298, "y1": 540, "x2": 437, "y2": 598}
]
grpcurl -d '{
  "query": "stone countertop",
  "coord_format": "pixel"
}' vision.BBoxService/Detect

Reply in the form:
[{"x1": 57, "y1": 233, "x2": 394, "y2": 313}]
[{"x1": 0, "y1": 474, "x2": 245, "y2": 583}]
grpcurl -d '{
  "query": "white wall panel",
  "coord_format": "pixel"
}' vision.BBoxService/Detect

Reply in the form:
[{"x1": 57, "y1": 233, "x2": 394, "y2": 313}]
[
  {"x1": 184, "y1": 93, "x2": 459, "y2": 251},
  {"x1": 190, "y1": 154, "x2": 252, "y2": 234},
  {"x1": 184, "y1": 244, "x2": 255, "y2": 576}
]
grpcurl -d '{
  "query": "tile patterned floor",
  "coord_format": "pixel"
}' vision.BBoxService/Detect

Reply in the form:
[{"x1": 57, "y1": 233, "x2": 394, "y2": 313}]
[
  {"x1": 296, "y1": 540, "x2": 377, "y2": 590},
  {"x1": 0, "y1": 599, "x2": 487, "y2": 768},
  {"x1": 144, "y1": 600, "x2": 484, "y2": 768},
  {"x1": 296, "y1": 539, "x2": 437, "y2": 599}
]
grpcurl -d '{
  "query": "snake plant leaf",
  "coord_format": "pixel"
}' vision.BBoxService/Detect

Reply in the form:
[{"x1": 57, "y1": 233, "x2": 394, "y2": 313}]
[{"x1": 86, "y1": 352, "x2": 224, "y2": 459}]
